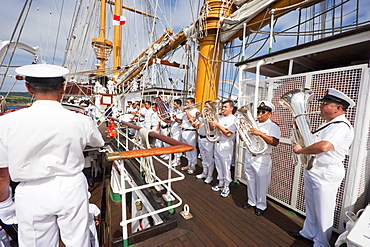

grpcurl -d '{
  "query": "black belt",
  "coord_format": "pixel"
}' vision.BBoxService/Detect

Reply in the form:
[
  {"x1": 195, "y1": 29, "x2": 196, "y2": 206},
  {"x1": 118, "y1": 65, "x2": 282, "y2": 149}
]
[
  {"x1": 139, "y1": 120, "x2": 144, "y2": 122},
  {"x1": 199, "y1": 135, "x2": 214, "y2": 139},
  {"x1": 182, "y1": 128, "x2": 196, "y2": 131},
  {"x1": 161, "y1": 125, "x2": 170, "y2": 129}
]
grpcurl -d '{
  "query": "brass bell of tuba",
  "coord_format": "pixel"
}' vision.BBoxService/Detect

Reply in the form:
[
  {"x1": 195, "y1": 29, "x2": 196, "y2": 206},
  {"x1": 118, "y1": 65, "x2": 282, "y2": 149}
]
[
  {"x1": 235, "y1": 103, "x2": 268, "y2": 155},
  {"x1": 200, "y1": 100, "x2": 221, "y2": 142},
  {"x1": 280, "y1": 88, "x2": 316, "y2": 170}
]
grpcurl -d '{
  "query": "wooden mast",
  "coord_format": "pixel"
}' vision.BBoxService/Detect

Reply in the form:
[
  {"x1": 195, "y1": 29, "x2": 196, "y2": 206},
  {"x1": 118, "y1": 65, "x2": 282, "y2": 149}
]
[
  {"x1": 113, "y1": 0, "x2": 122, "y2": 72},
  {"x1": 195, "y1": 0, "x2": 235, "y2": 105},
  {"x1": 92, "y1": 0, "x2": 113, "y2": 74}
]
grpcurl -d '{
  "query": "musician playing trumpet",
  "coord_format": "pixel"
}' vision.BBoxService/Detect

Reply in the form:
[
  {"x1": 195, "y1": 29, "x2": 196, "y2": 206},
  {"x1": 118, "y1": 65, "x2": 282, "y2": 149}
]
[
  {"x1": 242, "y1": 101, "x2": 280, "y2": 216},
  {"x1": 288, "y1": 89, "x2": 355, "y2": 247}
]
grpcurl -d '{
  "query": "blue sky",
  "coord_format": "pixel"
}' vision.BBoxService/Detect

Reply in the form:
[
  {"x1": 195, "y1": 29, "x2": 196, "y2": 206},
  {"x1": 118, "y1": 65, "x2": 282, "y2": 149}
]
[
  {"x1": 1, "y1": 0, "x2": 368, "y2": 92},
  {"x1": 0, "y1": 0, "x2": 196, "y2": 92}
]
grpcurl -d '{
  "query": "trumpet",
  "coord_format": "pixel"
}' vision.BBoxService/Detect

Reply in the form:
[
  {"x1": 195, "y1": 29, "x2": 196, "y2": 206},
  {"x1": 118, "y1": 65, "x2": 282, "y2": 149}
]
[
  {"x1": 180, "y1": 102, "x2": 202, "y2": 111},
  {"x1": 235, "y1": 103, "x2": 268, "y2": 155}
]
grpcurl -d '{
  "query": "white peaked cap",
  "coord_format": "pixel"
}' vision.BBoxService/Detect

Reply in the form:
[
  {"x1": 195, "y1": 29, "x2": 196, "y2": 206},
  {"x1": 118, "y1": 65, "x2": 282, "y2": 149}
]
[
  {"x1": 257, "y1": 101, "x2": 275, "y2": 112},
  {"x1": 15, "y1": 64, "x2": 69, "y2": 78},
  {"x1": 319, "y1": 88, "x2": 355, "y2": 108}
]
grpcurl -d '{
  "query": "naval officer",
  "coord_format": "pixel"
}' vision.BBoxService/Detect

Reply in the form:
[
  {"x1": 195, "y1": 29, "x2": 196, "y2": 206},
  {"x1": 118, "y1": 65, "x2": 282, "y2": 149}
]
[
  {"x1": 288, "y1": 88, "x2": 355, "y2": 247},
  {"x1": 243, "y1": 101, "x2": 280, "y2": 216},
  {"x1": 0, "y1": 64, "x2": 105, "y2": 247}
]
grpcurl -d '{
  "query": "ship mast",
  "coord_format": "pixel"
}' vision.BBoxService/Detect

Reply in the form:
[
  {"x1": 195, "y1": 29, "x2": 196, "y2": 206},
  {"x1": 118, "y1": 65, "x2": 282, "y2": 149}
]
[
  {"x1": 113, "y1": 0, "x2": 122, "y2": 71},
  {"x1": 91, "y1": 0, "x2": 113, "y2": 75},
  {"x1": 195, "y1": 0, "x2": 235, "y2": 104}
]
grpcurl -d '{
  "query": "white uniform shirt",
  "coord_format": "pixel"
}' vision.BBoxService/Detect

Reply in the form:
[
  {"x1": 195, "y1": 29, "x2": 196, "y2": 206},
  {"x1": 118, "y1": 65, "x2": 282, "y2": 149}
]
[
  {"x1": 126, "y1": 105, "x2": 135, "y2": 114},
  {"x1": 143, "y1": 108, "x2": 155, "y2": 129},
  {"x1": 138, "y1": 107, "x2": 146, "y2": 122},
  {"x1": 0, "y1": 100, "x2": 105, "y2": 182},
  {"x1": 314, "y1": 114, "x2": 354, "y2": 165},
  {"x1": 257, "y1": 119, "x2": 281, "y2": 154},
  {"x1": 181, "y1": 108, "x2": 199, "y2": 130},
  {"x1": 218, "y1": 114, "x2": 237, "y2": 141},
  {"x1": 171, "y1": 110, "x2": 184, "y2": 129},
  {"x1": 151, "y1": 112, "x2": 160, "y2": 130},
  {"x1": 88, "y1": 203, "x2": 101, "y2": 223}
]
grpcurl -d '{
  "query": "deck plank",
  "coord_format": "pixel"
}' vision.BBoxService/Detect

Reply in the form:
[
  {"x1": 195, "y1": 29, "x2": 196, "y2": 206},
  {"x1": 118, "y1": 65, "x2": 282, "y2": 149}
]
[{"x1": 91, "y1": 149, "x2": 338, "y2": 247}]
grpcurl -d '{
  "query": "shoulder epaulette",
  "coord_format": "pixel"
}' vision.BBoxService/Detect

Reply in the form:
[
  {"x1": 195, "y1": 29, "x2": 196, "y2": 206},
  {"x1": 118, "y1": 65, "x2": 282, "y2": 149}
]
[
  {"x1": 0, "y1": 106, "x2": 26, "y2": 116},
  {"x1": 67, "y1": 108, "x2": 89, "y2": 116}
]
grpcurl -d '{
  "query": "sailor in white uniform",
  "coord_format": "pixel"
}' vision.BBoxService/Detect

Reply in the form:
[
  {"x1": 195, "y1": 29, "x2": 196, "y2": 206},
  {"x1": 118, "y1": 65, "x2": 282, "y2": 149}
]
[
  {"x1": 0, "y1": 64, "x2": 105, "y2": 247},
  {"x1": 195, "y1": 101, "x2": 215, "y2": 184},
  {"x1": 243, "y1": 101, "x2": 280, "y2": 216},
  {"x1": 289, "y1": 88, "x2": 355, "y2": 247},
  {"x1": 180, "y1": 98, "x2": 199, "y2": 174},
  {"x1": 210, "y1": 100, "x2": 237, "y2": 197},
  {"x1": 88, "y1": 193, "x2": 101, "y2": 247},
  {"x1": 170, "y1": 99, "x2": 184, "y2": 166}
]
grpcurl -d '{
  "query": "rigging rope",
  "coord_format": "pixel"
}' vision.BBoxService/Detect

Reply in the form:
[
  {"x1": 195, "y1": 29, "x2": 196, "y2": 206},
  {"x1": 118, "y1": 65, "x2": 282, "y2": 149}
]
[
  {"x1": 139, "y1": 128, "x2": 156, "y2": 184},
  {"x1": 0, "y1": 0, "x2": 33, "y2": 91},
  {"x1": 52, "y1": 0, "x2": 65, "y2": 64}
]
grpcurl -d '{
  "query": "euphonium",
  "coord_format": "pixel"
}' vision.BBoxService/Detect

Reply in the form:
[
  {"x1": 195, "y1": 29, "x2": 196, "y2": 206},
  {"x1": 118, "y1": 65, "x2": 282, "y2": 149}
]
[
  {"x1": 201, "y1": 100, "x2": 221, "y2": 142},
  {"x1": 279, "y1": 88, "x2": 316, "y2": 170},
  {"x1": 235, "y1": 103, "x2": 268, "y2": 155}
]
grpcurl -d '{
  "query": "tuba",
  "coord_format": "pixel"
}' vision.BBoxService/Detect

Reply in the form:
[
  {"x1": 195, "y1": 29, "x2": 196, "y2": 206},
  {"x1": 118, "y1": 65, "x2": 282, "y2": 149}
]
[
  {"x1": 235, "y1": 103, "x2": 268, "y2": 155},
  {"x1": 280, "y1": 88, "x2": 316, "y2": 170},
  {"x1": 201, "y1": 100, "x2": 221, "y2": 142}
]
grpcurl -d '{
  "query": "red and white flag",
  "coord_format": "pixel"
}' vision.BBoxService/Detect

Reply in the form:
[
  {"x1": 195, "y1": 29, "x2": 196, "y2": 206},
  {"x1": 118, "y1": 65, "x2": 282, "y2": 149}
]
[{"x1": 113, "y1": 15, "x2": 126, "y2": 25}]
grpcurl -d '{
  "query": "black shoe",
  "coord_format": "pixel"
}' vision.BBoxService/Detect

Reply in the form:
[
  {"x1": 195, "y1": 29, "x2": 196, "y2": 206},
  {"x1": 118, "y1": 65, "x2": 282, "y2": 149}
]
[
  {"x1": 288, "y1": 230, "x2": 306, "y2": 240},
  {"x1": 242, "y1": 203, "x2": 252, "y2": 209},
  {"x1": 255, "y1": 208, "x2": 264, "y2": 216}
]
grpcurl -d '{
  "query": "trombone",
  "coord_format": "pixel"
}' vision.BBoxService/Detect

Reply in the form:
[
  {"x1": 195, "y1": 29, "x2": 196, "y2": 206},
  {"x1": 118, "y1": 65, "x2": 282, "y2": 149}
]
[{"x1": 180, "y1": 102, "x2": 202, "y2": 111}]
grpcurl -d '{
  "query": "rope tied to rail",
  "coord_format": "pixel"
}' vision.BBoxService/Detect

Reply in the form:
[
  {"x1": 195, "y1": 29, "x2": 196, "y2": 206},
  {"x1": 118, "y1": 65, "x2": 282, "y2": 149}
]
[{"x1": 139, "y1": 128, "x2": 156, "y2": 183}]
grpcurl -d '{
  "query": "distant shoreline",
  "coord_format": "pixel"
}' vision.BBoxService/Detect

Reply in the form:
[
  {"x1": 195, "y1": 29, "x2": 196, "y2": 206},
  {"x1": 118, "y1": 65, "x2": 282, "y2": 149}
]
[{"x1": 0, "y1": 92, "x2": 33, "y2": 106}]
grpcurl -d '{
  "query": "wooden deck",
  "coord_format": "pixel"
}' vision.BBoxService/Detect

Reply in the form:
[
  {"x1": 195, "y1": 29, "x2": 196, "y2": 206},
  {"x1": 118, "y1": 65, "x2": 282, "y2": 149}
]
[{"x1": 91, "y1": 150, "x2": 339, "y2": 247}]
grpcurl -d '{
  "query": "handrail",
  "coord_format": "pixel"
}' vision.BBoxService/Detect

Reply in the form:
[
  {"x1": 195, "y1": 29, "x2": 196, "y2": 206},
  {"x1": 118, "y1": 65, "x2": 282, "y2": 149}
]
[
  {"x1": 106, "y1": 118, "x2": 194, "y2": 161},
  {"x1": 105, "y1": 118, "x2": 192, "y2": 247}
]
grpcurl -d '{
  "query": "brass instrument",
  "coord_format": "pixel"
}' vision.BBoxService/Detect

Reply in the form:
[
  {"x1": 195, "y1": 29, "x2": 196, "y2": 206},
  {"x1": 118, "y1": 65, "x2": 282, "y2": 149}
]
[
  {"x1": 154, "y1": 96, "x2": 171, "y2": 120},
  {"x1": 280, "y1": 88, "x2": 316, "y2": 170},
  {"x1": 180, "y1": 102, "x2": 202, "y2": 111},
  {"x1": 201, "y1": 100, "x2": 221, "y2": 142},
  {"x1": 235, "y1": 103, "x2": 268, "y2": 155}
]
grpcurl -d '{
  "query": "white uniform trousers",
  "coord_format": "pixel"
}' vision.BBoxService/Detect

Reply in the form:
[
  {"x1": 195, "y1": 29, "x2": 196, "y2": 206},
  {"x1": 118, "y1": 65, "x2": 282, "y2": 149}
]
[
  {"x1": 198, "y1": 137, "x2": 215, "y2": 178},
  {"x1": 300, "y1": 164, "x2": 345, "y2": 247},
  {"x1": 171, "y1": 127, "x2": 182, "y2": 160},
  {"x1": 158, "y1": 127, "x2": 170, "y2": 148},
  {"x1": 89, "y1": 221, "x2": 99, "y2": 247},
  {"x1": 214, "y1": 140, "x2": 233, "y2": 188},
  {"x1": 244, "y1": 153, "x2": 272, "y2": 210},
  {"x1": 181, "y1": 130, "x2": 197, "y2": 168},
  {"x1": 15, "y1": 173, "x2": 90, "y2": 247}
]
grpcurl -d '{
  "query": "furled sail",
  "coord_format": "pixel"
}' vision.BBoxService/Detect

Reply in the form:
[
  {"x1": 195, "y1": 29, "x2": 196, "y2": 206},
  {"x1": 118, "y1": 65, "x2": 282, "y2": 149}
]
[{"x1": 220, "y1": 0, "x2": 275, "y2": 43}]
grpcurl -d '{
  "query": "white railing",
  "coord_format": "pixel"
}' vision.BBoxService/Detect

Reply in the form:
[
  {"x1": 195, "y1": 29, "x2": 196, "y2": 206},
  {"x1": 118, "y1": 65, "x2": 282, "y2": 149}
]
[{"x1": 108, "y1": 126, "x2": 188, "y2": 247}]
